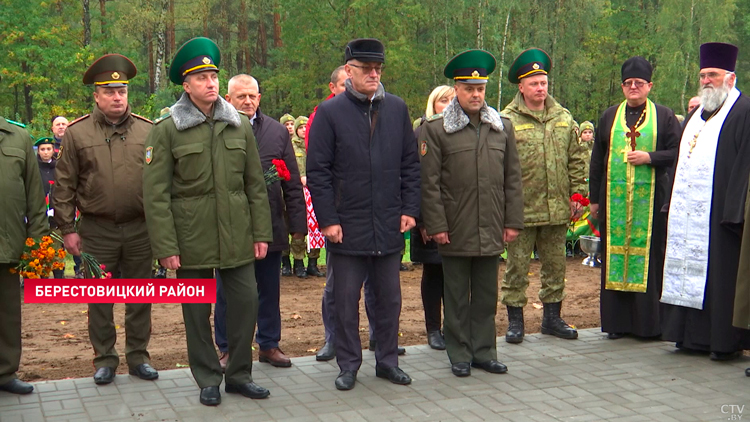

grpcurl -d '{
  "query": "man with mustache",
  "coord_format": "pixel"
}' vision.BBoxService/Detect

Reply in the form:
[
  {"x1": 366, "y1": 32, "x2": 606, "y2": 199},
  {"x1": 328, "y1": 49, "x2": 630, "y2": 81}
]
[
  {"x1": 662, "y1": 42, "x2": 750, "y2": 361},
  {"x1": 589, "y1": 56, "x2": 679, "y2": 340}
]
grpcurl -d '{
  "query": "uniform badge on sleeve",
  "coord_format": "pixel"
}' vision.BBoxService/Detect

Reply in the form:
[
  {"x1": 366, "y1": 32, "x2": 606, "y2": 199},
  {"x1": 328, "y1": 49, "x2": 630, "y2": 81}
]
[
  {"x1": 420, "y1": 140, "x2": 428, "y2": 156},
  {"x1": 145, "y1": 146, "x2": 153, "y2": 164},
  {"x1": 56, "y1": 145, "x2": 63, "y2": 159}
]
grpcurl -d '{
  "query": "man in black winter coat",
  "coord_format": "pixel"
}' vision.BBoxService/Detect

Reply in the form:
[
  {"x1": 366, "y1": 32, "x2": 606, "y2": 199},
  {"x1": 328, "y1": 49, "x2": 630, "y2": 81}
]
[{"x1": 307, "y1": 38, "x2": 421, "y2": 391}]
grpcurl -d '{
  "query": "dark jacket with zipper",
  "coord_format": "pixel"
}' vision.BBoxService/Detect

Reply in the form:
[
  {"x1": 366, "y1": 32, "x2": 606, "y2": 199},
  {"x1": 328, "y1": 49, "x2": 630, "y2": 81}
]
[
  {"x1": 251, "y1": 109, "x2": 306, "y2": 253},
  {"x1": 307, "y1": 81, "x2": 421, "y2": 256}
]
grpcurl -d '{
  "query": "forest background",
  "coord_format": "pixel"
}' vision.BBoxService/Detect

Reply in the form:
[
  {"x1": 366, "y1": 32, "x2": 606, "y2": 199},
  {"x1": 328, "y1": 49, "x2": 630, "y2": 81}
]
[{"x1": 1, "y1": 0, "x2": 747, "y2": 136}]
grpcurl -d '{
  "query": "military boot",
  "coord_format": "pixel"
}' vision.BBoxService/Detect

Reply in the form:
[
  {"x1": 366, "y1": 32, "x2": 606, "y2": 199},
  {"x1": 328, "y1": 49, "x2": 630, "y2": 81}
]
[
  {"x1": 541, "y1": 302, "x2": 578, "y2": 339},
  {"x1": 306, "y1": 258, "x2": 325, "y2": 277},
  {"x1": 281, "y1": 256, "x2": 292, "y2": 276},
  {"x1": 294, "y1": 259, "x2": 308, "y2": 278},
  {"x1": 505, "y1": 306, "x2": 524, "y2": 344}
]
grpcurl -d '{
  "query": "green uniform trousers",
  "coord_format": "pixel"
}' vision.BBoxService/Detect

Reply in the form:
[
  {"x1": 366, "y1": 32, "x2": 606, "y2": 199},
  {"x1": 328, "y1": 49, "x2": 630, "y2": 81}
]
[
  {"x1": 178, "y1": 264, "x2": 258, "y2": 388},
  {"x1": 79, "y1": 216, "x2": 153, "y2": 370},
  {"x1": 442, "y1": 256, "x2": 500, "y2": 364},
  {"x1": 0, "y1": 265, "x2": 22, "y2": 385},
  {"x1": 282, "y1": 237, "x2": 320, "y2": 260},
  {"x1": 502, "y1": 224, "x2": 568, "y2": 307}
]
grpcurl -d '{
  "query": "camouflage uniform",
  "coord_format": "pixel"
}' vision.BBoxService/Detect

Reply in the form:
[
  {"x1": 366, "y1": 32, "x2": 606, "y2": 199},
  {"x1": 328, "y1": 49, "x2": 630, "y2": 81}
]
[{"x1": 500, "y1": 91, "x2": 587, "y2": 307}]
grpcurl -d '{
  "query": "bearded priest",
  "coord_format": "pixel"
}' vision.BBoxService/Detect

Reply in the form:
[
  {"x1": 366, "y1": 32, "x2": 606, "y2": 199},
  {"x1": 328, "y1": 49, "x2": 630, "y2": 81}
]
[
  {"x1": 589, "y1": 56, "x2": 680, "y2": 340},
  {"x1": 661, "y1": 42, "x2": 750, "y2": 361}
]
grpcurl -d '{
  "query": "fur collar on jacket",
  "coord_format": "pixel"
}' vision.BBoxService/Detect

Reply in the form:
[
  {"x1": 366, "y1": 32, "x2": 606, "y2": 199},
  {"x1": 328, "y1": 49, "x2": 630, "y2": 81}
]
[
  {"x1": 344, "y1": 79, "x2": 385, "y2": 103},
  {"x1": 442, "y1": 97, "x2": 503, "y2": 134},
  {"x1": 171, "y1": 92, "x2": 241, "y2": 131}
]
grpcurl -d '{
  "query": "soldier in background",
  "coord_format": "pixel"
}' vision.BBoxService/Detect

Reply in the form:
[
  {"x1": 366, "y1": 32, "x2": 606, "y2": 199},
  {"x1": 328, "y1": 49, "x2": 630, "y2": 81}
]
[{"x1": 501, "y1": 48, "x2": 587, "y2": 344}]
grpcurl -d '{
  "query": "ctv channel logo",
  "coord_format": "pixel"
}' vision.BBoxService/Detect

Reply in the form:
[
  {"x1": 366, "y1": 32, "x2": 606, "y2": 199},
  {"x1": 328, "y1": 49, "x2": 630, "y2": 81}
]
[{"x1": 722, "y1": 405, "x2": 745, "y2": 421}]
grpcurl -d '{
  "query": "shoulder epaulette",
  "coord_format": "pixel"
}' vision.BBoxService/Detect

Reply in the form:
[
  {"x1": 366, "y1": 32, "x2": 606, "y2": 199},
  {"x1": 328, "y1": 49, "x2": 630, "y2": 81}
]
[
  {"x1": 5, "y1": 118, "x2": 26, "y2": 128},
  {"x1": 154, "y1": 113, "x2": 172, "y2": 124},
  {"x1": 237, "y1": 110, "x2": 247, "y2": 116},
  {"x1": 68, "y1": 114, "x2": 91, "y2": 127},
  {"x1": 426, "y1": 113, "x2": 443, "y2": 122},
  {"x1": 131, "y1": 113, "x2": 153, "y2": 124}
]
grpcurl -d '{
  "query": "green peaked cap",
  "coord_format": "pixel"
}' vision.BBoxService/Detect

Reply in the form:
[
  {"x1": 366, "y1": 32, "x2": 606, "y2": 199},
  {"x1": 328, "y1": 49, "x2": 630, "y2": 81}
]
[
  {"x1": 508, "y1": 48, "x2": 552, "y2": 84},
  {"x1": 34, "y1": 137, "x2": 55, "y2": 147},
  {"x1": 169, "y1": 37, "x2": 221, "y2": 85},
  {"x1": 444, "y1": 49, "x2": 496, "y2": 84}
]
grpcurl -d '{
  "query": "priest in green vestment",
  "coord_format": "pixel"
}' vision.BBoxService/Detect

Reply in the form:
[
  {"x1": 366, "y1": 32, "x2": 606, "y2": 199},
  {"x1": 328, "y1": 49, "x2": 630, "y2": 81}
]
[{"x1": 589, "y1": 56, "x2": 680, "y2": 339}]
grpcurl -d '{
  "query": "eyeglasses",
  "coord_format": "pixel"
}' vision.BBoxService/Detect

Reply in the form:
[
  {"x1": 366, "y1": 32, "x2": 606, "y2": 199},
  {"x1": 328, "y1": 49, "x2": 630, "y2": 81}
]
[
  {"x1": 699, "y1": 71, "x2": 727, "y2": 80},
  {"x1": 621, "y1": 80, "x2": 647, "y2": 88},
  {"x1": 348, "y1": 64, "x2": 385, "y2": 74}
]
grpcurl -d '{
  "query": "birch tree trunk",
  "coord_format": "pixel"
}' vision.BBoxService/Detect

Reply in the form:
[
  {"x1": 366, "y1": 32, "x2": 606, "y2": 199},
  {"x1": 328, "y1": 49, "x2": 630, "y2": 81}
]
[
  {"x1": 498, "y1": 10, "x2": 511, "y2": 110},
  {"x1": 153, "y1": 0, "x2": 168, "y2": 92},
  {"x1": 83, "y1": 0, "x2": 91, "y2": 46}
]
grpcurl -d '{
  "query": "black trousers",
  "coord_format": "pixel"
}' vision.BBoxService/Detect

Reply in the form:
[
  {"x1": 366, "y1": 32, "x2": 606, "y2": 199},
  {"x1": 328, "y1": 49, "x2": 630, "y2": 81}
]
[
  {"x1": 0, "y1": 265, "x2": 21, "y2": 385},
  {"x1": 421, "y1": 262, "x2": 444, "y2": 332},
  {"x1": 329, "y1": 252, "x2": 401, "y2": 371}
]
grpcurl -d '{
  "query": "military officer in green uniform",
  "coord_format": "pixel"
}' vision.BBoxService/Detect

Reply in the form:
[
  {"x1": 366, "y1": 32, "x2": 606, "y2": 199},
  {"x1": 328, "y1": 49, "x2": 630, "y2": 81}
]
[
  {"x1": 143, "y1": 37, "x2": 273, "y2": 407},
  {"x1": 53, "y1": 54, "x2": 158, "y2": 385},
  {"x1": 0, "y1": 115, "x2": 47, "y2": 395},
  {"x1": 420, "y1": 50, "x2": 524, "y2": 377},
  {"x1": 500, "y1": 48, "x2": 588, "y2": 343}
]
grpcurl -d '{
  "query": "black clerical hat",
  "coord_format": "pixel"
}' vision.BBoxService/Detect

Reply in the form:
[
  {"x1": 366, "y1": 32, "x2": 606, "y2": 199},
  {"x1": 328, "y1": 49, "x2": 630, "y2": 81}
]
[
  {"x1": 700, "y1": 42, "x2": 738, "y2": 72},
  {"x1": 621, "y1": 56, "x2": 652, "y2": 82}
]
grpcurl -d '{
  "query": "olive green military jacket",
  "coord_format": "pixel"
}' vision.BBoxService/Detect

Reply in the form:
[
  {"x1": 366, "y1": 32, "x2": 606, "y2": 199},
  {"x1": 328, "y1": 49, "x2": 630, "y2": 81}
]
[
  {"x1": 143, "y1": 93, "x2": 272, "y2": 269},
  {"x1": 420, "y1": 99, "x2": 524, "y2": 256},
  {"x1": 291, "y1": 135, "x2": 306, "y2": 177},
  {"x1": 501, "y1": 92, "x2": 588, "y2": 227},
  {"x1": 53, "y1": 105, "x2": 152, "y2": 234},
  {"x1": 0, "y1": 118, "x2": 48, "y2": 263}
]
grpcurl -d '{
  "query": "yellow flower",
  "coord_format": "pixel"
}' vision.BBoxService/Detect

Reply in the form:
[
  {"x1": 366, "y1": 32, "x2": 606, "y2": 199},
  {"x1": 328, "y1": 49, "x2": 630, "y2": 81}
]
[
  {"x1": 25, "y1": 238, "x2": 35, "y2": 247},
  {"x1": 41, "y1": 235, "x2": 52, "y2": 244}
]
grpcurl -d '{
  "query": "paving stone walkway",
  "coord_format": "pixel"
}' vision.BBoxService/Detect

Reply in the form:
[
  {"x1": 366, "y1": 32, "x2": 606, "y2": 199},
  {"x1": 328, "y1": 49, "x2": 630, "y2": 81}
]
[{"x1": 0, "y1": 328, "x2": 748, "y2": 422}]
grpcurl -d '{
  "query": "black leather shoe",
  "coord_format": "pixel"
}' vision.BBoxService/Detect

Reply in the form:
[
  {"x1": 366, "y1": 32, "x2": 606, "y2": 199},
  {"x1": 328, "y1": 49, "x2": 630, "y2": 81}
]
[
  {"x1": 451, "y1": 362, "x2": 471, "y2": 377},
  {"x1": 368, "y1": 340, "x2": 406, "y2": 355},
  {"x1": 316, "y1": 342, "x2": 335, "y2": 361},
  {"x1": 281, "y1": 258, "x2": 292, "y2": 277},
  {"x1": 0, "y1": 379, "x2": 34, "y2": 395},
  {"x1": 505, "y1": 306, "x2": 524, "y2": 344},
  {"x1": 427, "y1": 330, "x2": 446, "y2": 350},
  {"x1": 199, "y1": 386, "x2": 221, "y2": 406},
  {"x1": 93, "y1": 367, "x2": 115, "y2": 385},
  {"x1": 129, "y1": 363, "x2": 159, "y2": 380},
  {"x1": 375, "y1": 365, "x2": 411, "y2": 385},
  {"x1": 607, "y1": 332, "x2": 625, "y2": 340},
  {"x1": 471, "y1": 360, "x2": 508, "y2": 374},
  {"x1": 225, "y1": 382, "x2": 270, "y2": 399},
  {"x1": 710, "y1": 351, "x2": 741, "y2": 361},
  {"x1": 335, "y1": 370, "x2": 357, "y2": 390}
]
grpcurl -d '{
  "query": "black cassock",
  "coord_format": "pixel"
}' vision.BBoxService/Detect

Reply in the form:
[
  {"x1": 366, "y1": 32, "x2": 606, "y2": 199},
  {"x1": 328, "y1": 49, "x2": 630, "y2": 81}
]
[
  {"x1": 589, "y1": 102, "x2": 679, "y2": 337},
  {"x1": 661, "y1": 94, "x2": 750, "y2": 352}
]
